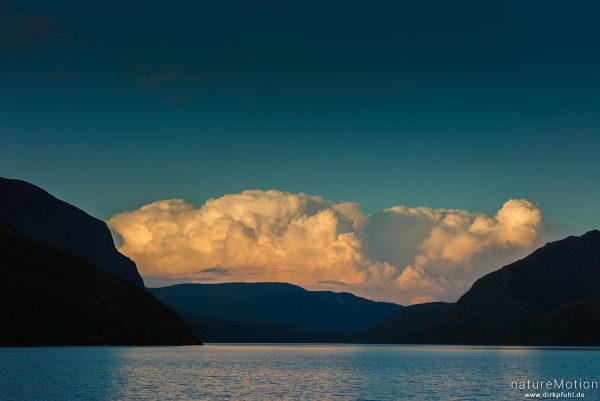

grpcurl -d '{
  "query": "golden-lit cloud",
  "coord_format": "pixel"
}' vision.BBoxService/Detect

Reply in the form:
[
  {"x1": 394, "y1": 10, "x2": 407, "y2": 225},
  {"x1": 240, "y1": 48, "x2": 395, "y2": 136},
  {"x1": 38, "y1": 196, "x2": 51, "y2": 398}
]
[
  {"x1": 108, "y1": 191, "x2": 543, "y2": 304},
  {"x1": 390, "y1": 199, "x2": 542, "y2": 303}
]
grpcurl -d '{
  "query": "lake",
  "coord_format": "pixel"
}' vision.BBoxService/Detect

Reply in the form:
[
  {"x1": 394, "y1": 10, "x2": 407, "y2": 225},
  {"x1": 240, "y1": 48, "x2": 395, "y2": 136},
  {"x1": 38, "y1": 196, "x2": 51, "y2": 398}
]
[{"x1": 1, "y1": 344, "x2": 600, "y2": 400}]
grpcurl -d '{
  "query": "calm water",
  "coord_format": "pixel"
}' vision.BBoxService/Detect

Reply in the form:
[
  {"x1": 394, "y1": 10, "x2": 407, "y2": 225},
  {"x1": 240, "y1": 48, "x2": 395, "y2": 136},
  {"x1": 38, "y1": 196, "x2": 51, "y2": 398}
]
[{"x1": 1, "y1": 344, "x2": 600, "y2": 400}]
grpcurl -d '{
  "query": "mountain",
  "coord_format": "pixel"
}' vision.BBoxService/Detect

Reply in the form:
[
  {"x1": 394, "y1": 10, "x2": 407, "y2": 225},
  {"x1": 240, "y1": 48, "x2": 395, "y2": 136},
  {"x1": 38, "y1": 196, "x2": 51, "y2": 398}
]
[
  {"x1": 0, "y1": 177, "x2": 143, "y2": 287},
  {"x1": 406, "y1": 230, "x2": 600, "y2": 345},
  {"x1": 150, "y1": 282, "x2": 401, "y2": 342},
  {"x1": 360, "y1": 302, "x2": 454, "y2": 343},
  {"x1": 0, "y1": 227, "x2": 200, "y2": 345}
]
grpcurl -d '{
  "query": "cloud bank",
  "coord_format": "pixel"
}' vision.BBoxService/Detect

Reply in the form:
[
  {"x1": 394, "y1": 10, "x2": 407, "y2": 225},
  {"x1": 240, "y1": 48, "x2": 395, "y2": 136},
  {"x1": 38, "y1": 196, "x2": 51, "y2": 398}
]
[{"x1": 108, "y1": 190, "x2": 543, "y2": 304}]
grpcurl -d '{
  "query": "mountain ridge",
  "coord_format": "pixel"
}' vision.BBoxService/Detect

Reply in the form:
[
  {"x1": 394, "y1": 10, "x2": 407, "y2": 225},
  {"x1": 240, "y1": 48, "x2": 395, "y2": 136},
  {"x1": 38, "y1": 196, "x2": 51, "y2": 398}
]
[
  {"x1": 0, "y1": 228, "x2": 200, "y2": 346},
  {"x1": 0, "y1": 177, "x2": 143, "y2": 287},
  {"x1": 397, "y1": 229, "x2": 600, "y2": 345},
  {"x1": 150, "y1": 282, "x2": 402, "y2": 341}
]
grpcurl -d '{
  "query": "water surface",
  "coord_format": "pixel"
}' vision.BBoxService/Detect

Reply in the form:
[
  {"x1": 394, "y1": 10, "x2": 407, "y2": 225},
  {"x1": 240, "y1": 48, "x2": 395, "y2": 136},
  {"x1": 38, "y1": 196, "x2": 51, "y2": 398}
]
[{"x1": 1, "y1": 344, "x2": 599, "y2": 400}]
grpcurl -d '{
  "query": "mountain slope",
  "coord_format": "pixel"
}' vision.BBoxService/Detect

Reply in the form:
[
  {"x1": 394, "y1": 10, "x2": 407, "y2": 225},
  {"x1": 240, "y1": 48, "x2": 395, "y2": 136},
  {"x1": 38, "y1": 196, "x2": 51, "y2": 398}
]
[
  {"x1": 150, "y1": 282, "x2": 401, "y2": 341},
  {"x1": 360, "y1": 302, "x2": 454, "y2": 343},
  {"x1": 0, "y1": 228, "x2": 200, "y2": 346},
  {"x1": 410, "y1": 230, "x2": 600, "y2": 345},
  {"x1": 0, "y1": 177, "x2": 143, "y2": 287}
]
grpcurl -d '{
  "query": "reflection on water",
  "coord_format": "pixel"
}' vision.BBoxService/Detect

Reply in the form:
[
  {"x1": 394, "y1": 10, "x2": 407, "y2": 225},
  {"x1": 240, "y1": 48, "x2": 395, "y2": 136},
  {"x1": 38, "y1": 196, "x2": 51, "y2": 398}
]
[{"x1": 1, "y1": 344, "x2": 600, "y2": 400}]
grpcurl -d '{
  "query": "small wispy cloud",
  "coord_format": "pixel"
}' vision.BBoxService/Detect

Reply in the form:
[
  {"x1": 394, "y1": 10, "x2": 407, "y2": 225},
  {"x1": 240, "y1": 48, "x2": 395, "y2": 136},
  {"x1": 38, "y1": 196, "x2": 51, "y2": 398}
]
[
  {"x1": 3, "y1": 13, "x2": 64, "y2": 51},
  {"x1": 185, "y1": 74, "x2": 203, "y2": 84},
  {"x1": 166, "y1": 95, "x2": 187, "y2": 104},
  {"x1": 197, "y1": 267, "x2": 232, "y2": 276},
  {"x1": 192, "y1": 277, "x2": 218, "y2": 282},
  {"x1": 11, "y1": 70, "x2": 80, "y2": 82},
  {"x1": 134, "y1": 68, "x2": 179, "y2": 87},
  {"x1": 318, "y1": 280, "x2": 349, "y2": 287}
]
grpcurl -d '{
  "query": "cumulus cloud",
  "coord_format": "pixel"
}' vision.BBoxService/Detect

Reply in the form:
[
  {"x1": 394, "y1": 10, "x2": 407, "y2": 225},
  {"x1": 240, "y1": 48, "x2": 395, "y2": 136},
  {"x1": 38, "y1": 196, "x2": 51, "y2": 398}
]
[
  {"x1": 108, "y1": 190, "x2": 544, "y2": 304},
  {"x1": 387, "y1": 199, "x2": 542, "y2": 302}
]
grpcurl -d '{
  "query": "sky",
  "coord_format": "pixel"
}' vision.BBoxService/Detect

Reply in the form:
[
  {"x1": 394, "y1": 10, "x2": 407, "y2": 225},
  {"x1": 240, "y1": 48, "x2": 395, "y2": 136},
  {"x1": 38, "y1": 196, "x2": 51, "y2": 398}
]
[{"x1": 1, "y1": 1, "x2": 599, "y2": 302}]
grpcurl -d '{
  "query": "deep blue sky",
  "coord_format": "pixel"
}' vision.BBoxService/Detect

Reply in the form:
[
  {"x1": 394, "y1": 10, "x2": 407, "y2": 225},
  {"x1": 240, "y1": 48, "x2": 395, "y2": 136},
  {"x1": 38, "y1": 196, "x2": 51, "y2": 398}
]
[{"x1": 1, "y1": 0, "x2": 599, "y2": 229}]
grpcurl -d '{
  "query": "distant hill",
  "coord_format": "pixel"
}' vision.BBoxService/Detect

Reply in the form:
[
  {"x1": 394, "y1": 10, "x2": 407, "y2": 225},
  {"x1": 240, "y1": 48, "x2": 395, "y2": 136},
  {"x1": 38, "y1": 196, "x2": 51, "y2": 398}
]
[
  {"x1": 150, "y1": 282, "x2": 401, "y2": 342},
  {"x1": 0, "y1": 177, "x2": 143, "y2": 287},
  {"x1": 0, "y1": 228, "x2": 200, "y2": 346},
  {"x1": 360, "y1": 302, "x2": 454, "y2": 343},
  {"x1": 405, "y1": 230, "x2": 600, "y2": 345}
]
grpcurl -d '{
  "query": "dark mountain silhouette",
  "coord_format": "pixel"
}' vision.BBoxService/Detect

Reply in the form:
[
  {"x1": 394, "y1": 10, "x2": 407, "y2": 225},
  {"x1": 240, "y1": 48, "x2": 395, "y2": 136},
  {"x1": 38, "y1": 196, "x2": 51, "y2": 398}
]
[
  {"x1": 3, "y1": 177, "x2": 598, "y2": 346},
  {"x1": 402, "y1": 230, "x2": 600, "y2": 345},
  {"x1": 0, "y1": 177, "x2": 143, "y2": 287},
  {"x1": 0, "y1": 227, "x2": 200, "y2": 345},
  {"x1": 150, "y1": 282, "x2": 401, "y2": 342},
  {"x1": 360, "y1": 302, "x2": 454, "y2": 343}
]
